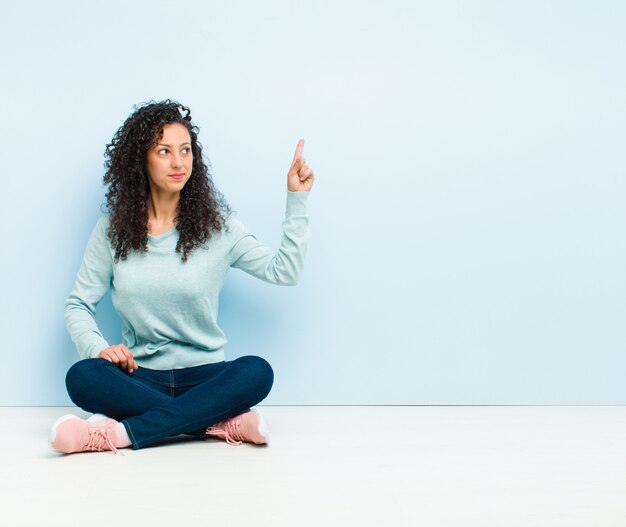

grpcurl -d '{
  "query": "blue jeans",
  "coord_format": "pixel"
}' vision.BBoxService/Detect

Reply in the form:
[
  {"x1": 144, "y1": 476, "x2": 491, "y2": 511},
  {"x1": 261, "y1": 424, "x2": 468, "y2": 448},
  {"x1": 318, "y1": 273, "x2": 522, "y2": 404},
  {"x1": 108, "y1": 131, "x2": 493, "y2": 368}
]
[{"x1": 64, "y1": 355, "x2": 274, "y2": 450}]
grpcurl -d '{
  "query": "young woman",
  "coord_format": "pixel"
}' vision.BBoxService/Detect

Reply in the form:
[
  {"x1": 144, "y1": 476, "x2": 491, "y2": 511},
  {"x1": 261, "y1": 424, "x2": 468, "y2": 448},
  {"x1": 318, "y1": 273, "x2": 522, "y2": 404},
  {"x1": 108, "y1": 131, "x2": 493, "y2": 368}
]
[{"x1": 49, "y1": 100, "x2": 314, "y2": 455}]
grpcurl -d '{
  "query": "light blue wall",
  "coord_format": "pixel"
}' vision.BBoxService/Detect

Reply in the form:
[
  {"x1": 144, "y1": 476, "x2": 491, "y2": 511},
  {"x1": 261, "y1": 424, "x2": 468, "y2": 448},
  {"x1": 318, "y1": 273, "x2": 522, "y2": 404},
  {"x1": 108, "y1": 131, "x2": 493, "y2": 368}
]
[{"x1": 1, "y1": 1, "x2": 624, "y2": 405}]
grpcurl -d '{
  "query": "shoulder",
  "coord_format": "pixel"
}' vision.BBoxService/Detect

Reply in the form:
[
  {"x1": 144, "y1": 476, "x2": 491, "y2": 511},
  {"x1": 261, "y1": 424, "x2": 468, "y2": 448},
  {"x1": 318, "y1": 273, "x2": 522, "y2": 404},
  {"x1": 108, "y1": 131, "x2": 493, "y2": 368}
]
[
  {"x1": 97, "y1": 213, "x2": 111, "y2": 228},
  {"x1": 215, "y1": 212, "x2": 254, "y2": 253},
  {"x1": 84, "y1": 214, "x2": 112, "y2": 247},
  {"x1": 92, "y1": 213, "x2": 111, "y2": 236},
  {"x1": 81, "y1": 213, "x2": 114, "y2": 260},
  {"x1": 222, "y1": 211, "x2": 248, "y2": 237}
]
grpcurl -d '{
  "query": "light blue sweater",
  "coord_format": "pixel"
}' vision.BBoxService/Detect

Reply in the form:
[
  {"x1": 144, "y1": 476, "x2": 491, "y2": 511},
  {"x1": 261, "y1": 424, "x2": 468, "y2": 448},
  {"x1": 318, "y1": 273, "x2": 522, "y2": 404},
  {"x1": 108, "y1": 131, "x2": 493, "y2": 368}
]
[{"x1": 64, "y1": 191, "x2": 309, "y2": 370}]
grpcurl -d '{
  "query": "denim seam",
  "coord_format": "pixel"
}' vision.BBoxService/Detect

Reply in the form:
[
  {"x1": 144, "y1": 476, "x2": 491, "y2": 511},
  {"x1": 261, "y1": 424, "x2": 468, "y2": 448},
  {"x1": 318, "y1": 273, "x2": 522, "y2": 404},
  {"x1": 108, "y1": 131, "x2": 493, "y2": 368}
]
[{"x1": 102, "y1": 361, "x2": 172, "y2": 400}]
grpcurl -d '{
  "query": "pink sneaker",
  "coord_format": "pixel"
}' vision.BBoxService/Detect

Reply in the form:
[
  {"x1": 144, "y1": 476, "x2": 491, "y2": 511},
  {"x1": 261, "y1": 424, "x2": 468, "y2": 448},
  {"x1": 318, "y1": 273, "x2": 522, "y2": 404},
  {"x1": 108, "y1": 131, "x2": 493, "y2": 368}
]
[
  {"x1": 49, "y1": 414, "x2": 125, "y2": 456},
  {"x1": 205, "y1": 407, "x2": 270, "y2": 446}
]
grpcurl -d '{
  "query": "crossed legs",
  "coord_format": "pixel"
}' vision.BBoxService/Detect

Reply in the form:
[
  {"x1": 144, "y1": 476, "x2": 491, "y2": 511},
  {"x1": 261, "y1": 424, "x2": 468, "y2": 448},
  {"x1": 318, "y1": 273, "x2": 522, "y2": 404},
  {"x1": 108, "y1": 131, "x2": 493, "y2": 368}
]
[{"x1": 64, "y1": 355, "x2": 274, "y2": 449}]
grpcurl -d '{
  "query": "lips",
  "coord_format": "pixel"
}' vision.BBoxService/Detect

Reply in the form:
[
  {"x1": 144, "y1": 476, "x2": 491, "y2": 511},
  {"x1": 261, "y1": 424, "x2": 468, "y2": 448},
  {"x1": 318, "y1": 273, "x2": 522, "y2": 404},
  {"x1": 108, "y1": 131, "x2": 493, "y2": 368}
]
[{"x1": 169, "y1": 173, "x2": 184, "y2": 180}]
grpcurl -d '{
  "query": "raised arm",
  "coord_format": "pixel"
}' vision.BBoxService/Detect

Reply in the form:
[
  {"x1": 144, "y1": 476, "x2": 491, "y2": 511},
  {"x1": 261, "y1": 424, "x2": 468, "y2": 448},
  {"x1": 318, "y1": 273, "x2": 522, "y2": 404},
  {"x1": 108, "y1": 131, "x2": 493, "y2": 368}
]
[
  {"x1": 228, "y1": 139, "x2": 314, "y2": 285},
  {"x1": 228, "y1": 191, "x2": 309, "y2": 285}
]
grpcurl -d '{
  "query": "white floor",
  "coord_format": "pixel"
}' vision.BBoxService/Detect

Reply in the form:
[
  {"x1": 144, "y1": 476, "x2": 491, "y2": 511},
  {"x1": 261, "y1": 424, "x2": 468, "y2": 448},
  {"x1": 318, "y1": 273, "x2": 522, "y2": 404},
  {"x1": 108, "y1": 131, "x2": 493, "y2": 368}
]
[{"x1": 1, "y1": 406, "x2": 625, "y2": 526}]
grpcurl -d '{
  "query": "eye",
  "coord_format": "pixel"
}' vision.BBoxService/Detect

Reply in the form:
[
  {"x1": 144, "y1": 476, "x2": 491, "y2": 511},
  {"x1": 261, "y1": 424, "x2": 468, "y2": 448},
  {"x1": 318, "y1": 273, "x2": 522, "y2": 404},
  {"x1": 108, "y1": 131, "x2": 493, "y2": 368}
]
[
  {"x1": 158, "y1": 148, "x2": 168, "y2": 155},
  {"x1": 182, "y1": 147, "x2": 191, "y2": 155}
]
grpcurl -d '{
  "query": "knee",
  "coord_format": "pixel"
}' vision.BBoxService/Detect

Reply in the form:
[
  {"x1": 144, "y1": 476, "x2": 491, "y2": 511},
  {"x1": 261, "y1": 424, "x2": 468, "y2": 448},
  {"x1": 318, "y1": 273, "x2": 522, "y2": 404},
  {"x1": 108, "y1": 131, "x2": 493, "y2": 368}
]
[
  {"x1": 237, "y1": 355, "x2": 274, "y2": 399},
  {"x1": 65, "y1": 358, "x2": 106, "y2": 406}
]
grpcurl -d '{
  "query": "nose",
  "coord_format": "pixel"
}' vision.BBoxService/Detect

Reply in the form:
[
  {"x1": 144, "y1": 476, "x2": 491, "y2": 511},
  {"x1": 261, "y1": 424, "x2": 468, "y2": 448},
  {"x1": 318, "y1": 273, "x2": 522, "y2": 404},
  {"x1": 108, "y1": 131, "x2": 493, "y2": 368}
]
[{"x1": 171, "y1": 152, "x2": 183, "y2": 169}]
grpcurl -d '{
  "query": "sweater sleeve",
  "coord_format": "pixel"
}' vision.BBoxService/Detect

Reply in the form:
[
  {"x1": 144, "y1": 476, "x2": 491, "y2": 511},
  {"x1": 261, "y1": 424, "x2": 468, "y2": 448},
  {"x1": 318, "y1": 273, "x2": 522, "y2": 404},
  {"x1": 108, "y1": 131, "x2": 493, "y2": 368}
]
[
  {"x1": 64, "y1": 215, "x2": 114, "y2": 360},
  {"x1": 228, "y1": 190, "x2": 309, "y2": 285}
]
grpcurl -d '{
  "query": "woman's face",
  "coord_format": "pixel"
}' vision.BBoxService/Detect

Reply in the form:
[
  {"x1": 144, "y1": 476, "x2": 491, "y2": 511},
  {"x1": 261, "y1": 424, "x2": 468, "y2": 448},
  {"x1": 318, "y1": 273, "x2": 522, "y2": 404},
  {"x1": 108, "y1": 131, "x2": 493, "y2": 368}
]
[{"x1": 145, "y1": 122, "x2": 193, "y2": 194}]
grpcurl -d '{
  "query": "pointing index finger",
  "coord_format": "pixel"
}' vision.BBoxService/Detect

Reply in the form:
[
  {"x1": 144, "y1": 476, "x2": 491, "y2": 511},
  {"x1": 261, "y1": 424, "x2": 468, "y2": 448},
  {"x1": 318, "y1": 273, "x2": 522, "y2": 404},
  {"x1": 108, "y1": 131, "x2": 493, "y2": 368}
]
[{"x1": 293, "y1": 139, "x2": 305, "y2": 163}]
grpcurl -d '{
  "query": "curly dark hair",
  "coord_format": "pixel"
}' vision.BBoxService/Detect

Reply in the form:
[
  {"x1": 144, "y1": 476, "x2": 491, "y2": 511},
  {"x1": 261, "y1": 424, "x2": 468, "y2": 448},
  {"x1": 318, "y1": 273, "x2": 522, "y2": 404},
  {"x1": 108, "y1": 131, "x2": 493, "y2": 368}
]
[{"x1": 102, "y1": 99, "x2": 232, "y2": 263}]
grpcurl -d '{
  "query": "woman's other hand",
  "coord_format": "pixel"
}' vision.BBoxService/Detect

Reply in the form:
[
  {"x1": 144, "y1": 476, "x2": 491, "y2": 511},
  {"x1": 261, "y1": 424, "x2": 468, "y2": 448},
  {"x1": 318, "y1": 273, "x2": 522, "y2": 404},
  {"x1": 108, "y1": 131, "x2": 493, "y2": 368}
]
[
  {"x1": 98, "y1": 344, "x2": 139, "y2": 373},
  {"x1": 287, "y1": 139, "x2": 314, "y2": 192}
]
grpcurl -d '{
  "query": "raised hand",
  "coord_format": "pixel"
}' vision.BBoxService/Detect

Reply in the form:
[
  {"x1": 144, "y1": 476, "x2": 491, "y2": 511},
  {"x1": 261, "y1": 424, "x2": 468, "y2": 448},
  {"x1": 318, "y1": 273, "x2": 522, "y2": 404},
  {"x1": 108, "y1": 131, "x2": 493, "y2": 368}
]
[{"x1": 287, "y1": 139, "x2": 315, "y2": 192}]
